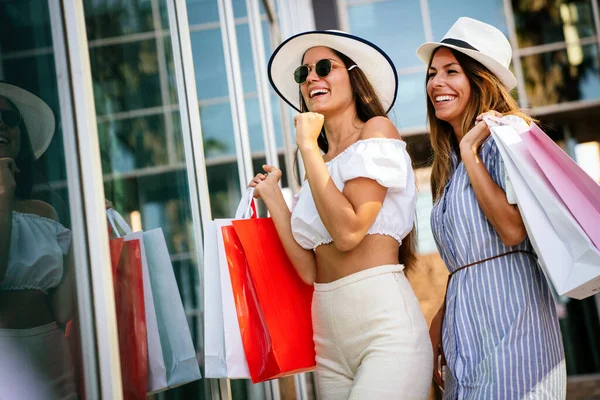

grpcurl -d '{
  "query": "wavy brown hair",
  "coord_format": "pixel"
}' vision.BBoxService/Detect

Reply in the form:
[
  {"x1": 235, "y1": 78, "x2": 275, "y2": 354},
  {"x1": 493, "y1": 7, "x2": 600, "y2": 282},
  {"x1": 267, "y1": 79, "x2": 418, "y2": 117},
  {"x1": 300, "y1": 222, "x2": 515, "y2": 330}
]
[
  {"x1": 427, "y1": 48, "x2": 533, "y2": 202},
  {"x1": 298, "y1": 48, "x2": 418, "y2": 270}
]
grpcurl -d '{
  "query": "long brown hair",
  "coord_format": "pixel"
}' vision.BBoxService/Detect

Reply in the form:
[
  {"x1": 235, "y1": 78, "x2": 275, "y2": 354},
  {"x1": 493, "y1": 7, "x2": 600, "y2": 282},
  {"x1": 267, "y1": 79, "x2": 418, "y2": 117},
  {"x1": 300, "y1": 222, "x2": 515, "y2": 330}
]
[
  {"x1": 427, "y1": 48, "x2": 532, "y2": 201},
  {"x1": 298, "y1": 48, "x2": 418, "y2": 270}
]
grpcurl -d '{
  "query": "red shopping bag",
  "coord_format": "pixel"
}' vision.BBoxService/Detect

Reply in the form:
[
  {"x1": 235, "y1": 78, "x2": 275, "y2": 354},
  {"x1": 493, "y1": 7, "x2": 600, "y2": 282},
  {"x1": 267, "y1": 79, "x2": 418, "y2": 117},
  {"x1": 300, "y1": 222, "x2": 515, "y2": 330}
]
[
  {"x1": 222, "y1": 216, "x2": 315, "y2": 383},
  {"x1": 110, "y1": 238, "x2": 148, "y2": 399}
]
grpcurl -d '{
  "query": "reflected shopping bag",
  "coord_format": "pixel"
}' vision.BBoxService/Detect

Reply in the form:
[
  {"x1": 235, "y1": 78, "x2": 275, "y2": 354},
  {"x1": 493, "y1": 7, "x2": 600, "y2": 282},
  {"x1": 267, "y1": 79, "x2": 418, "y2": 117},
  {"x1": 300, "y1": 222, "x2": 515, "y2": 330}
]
[
  {"x1": 109, "y1": 236, "x2": 148, "y2": 399},
  {"x1": 143, "y1": 228, "x2": 201, "y2": 387},
  {"x1": 223, "y1": 189, "x2": 316, "y2": 383},
  {"x1": 107, "y1": 210, "x2": 168, "y2": 392},
  {"x1": 521, "y1": 124, "x2": 600, "y2": 250},
  {"x1": 487, "y1": 118, "x2": 600, "y2": 299}
]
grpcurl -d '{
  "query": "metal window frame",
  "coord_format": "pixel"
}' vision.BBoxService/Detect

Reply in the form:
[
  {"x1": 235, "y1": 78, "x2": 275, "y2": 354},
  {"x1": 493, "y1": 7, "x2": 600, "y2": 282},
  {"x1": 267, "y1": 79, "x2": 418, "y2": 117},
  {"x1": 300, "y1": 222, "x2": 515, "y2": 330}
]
[
  {"x1": 247, "y1": 0, "x2": 280, "y2": 169},
  {"x1": 58, "y1": 0, "x2": 123, "y2": 398},
  {"x1": 218, "y1": 0, "x2": 255, "y2": 191},
  {"x1": 166, "y1": 2, "x2": 215, "y2": 398}
]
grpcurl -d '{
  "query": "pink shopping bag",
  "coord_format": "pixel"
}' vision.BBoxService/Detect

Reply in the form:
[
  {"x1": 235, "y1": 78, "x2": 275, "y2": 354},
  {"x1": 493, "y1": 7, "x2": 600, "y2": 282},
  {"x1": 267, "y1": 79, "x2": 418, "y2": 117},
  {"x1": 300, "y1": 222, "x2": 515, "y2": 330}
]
[{"x1": 521, "y1": 123, "x2": 600, "y2": 250}]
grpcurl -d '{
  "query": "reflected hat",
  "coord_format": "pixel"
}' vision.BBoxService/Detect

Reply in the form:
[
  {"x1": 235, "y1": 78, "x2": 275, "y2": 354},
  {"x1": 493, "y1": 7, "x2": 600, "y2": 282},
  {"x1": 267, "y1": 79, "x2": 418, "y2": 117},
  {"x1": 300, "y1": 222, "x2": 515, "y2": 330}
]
[
  {"x1": 416, "y1": 17, "x2": 517, "y2": 89},
  {"x1": 268, "y1": 30, "x2": 398, "y2": 113},
  {"x1": 0, "y1": 82, "x2": 55, "y2": 159}
]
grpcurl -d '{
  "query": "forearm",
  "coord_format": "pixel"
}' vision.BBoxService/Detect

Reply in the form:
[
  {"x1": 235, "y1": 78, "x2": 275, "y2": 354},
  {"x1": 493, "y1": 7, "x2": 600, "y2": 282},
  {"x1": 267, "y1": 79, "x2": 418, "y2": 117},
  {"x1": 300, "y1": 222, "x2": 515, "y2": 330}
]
[
  {"x1": 0, "y1": 198, "x2": 14, "y2": 283},
  {"x1": 49, "y1": 250, "x2": 75, "y2": 324},
  {"x1": 461, "y1": 146, "x2": 526, "y2": 246},
  {"x1": 299, "y1": 145, "x2": 360, "y2": 242},
  {"x1": 260, "y1": 186, "x2": 317, "y2": 285}
]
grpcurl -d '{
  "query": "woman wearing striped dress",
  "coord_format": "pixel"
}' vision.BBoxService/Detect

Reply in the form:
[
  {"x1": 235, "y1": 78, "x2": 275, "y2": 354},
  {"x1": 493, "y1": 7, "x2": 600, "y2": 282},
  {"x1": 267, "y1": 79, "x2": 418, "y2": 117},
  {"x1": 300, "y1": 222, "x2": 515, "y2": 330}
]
[{"x1": 417, "y1": 18, "x2": 566, "y2": 399}]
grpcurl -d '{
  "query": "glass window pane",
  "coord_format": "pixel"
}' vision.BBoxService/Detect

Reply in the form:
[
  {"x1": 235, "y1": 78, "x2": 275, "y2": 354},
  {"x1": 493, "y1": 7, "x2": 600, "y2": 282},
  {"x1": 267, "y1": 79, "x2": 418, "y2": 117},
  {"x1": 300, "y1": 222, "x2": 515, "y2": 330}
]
[
  {"x1": 512, "y1": 0, "x2": 596, "y2": 48},
  {"x1": 522, "y1": 44, "x2": 600, "y2": 107},
  {"x1": 246, "y1": 96, "x2": 266, "y2": 152},
  {"x1": 0, "y1": 1, "x2": 53, "y2": 52},
  {"x1": 89, "y1": 40, "x2": 163, "y2": 114},
  {"x1": 187, "y1": 0, "x2": 220, "y2": 25},
  {"x1": 200, "y1": 102, "x2": 238, "y2": 158},
  {"x1": 237, "y1": 23, "x2": 259, "y2": 93},
  {"x1": 347, "y1": 0, "x2": 426, "y2": 69},
  {"x1": 428, "y1": 0, "x2": 508, "y2": 40},
  {"x1": 191, "y1": 29, "x2": 230, "y2": 100},
  {"x1": 84, "y1": 0, "x2": 209, "y2": 397},
  {"x1": 0, "y1": 1, "x2": 90, "y2": 398},
  {"x1": 83, "y1": 0, "x2": 154, "y2": 41},
  {"x1": 390, "y1": 73, "x2": 427, "y2": 130},
  {"x1": 98, "y1": 113, "x2": 170, "y2": 174}
]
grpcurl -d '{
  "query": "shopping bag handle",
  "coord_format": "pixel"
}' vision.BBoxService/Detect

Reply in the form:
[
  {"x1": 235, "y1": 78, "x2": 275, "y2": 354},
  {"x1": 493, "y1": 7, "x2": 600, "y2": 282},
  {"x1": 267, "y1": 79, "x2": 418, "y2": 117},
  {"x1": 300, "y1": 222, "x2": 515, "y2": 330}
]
[
  {"x1": 106, "y1": 208, "x2": 134, "y2": 238},
  {"x1": 235, "y1": 188, "x2": 257, "y2": 219},
  {"x1": 483, "y1": 114, "x2": 530, "y2": 133}
]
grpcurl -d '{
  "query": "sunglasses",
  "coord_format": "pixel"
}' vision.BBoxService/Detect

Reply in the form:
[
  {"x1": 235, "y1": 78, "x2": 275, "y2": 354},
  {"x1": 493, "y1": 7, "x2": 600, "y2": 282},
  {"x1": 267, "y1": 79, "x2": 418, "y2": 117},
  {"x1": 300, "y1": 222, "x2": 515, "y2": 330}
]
[
  {"x1": 0, "y1": 109, "x2": 21, "y2": 129},
  {"x1": 293, "y1": 58, "x2": 358, "y2": 84}
]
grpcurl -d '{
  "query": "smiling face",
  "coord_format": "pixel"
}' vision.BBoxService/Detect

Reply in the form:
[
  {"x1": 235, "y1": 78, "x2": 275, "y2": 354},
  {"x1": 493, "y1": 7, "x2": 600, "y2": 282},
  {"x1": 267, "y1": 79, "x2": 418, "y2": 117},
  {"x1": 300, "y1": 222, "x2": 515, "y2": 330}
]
[
  {"x1": 426, "y1": 47, "x2": 471, "y2": 132},
  {"x1": 0, "y1": 96, "x2": 21, "y2": 160},
  {"x1": 299, "y1": 46, "x2": 355, "y2": 115}
]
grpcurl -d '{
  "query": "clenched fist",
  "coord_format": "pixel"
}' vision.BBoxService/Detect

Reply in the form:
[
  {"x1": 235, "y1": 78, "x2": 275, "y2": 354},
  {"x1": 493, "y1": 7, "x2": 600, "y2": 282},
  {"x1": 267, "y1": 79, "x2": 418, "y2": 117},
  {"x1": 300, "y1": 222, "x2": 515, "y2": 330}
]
[
  {"x1": 0, "y1": 158, "x2": 18, "y2": 199},
  {"x1": 294, "y1": 112, "x2": 324, "y2": 151}
]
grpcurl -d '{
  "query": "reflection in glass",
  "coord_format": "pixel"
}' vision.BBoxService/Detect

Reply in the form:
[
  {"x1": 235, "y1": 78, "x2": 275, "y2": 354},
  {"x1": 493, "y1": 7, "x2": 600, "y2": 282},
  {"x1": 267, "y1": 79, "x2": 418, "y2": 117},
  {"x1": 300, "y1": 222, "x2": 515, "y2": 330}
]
[
  {"x1": 428, "y1": 0, "x2": 507, "y2": 40},
  {"x1": 0, "y1": 3, "x2": 80, "y2": 398},
  {"x1": 512, "y1": 0, "x2": 596, "y2": 48},
  {"x1": 83, "y1": 0, "x2": 154, "y2": 41},
  {"x1": 521, "y1": 44, "x2": 600, "y2": 107},
  {"x1": 84, "y1": 0, "x2": 208, "y2": 397},
  {"x1": 89, "y1": 40, "x2": 163, "y2": 114},
  {"x1": 347, "y1": 0, "x2": 426, "y2": 69}
]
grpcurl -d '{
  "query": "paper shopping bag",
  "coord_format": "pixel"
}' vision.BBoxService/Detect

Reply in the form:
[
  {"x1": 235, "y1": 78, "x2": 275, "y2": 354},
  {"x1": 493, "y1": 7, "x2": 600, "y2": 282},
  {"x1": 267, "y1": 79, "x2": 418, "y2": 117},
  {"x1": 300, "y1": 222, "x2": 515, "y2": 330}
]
[
  {"x1": 490, "y1": 123, "x2": 600, "y2": 299},
  {"x1": 221, "y1": 188, "x2": 316, "y2": 383},
  {"x1": 110, "y1": 237, "x2": 148, "y2": 399},
  {"x1": 143, "y1": 229, "x2": 201, "y2": 387},
  {"x1": 521, "y1": 124, "x2": 600, "y2": 250},
  {"x1": 107, "y1": 209, "x2": 168, "y2": 392},
  {"x1": 203, "y1": 219, "x2": 251, "y2": 379}
]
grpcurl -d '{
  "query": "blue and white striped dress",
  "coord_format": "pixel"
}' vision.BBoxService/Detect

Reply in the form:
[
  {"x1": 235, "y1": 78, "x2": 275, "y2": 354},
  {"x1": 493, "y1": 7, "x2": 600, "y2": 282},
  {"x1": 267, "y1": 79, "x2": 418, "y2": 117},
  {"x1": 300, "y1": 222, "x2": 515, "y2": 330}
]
[{"x1": 430, "y1": 136, "x2": 567, "y2": 399}]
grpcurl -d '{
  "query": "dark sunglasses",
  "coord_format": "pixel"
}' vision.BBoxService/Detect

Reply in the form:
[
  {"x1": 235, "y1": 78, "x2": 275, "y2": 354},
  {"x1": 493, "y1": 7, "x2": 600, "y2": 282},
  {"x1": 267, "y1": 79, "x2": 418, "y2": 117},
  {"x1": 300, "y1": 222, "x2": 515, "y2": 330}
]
[
  {"x1": 0, "y1": 109, "x2": 21, "y2": 128},
  {"x1": 293, "y1": 58, "x2": 358, "y2": 84}
]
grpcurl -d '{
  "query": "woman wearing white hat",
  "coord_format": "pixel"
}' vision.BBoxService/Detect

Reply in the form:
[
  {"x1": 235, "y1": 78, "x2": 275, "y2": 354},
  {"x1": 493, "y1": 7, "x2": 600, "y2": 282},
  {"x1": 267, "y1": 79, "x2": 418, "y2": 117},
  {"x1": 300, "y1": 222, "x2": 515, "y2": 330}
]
[
  {"x1": 418, "y1": 17, "x2": 566, "y2": 398},
  {"x1": 0, "y1": 82, "x2": 77, "y2": 398},
  {"x1": 249, "y1": 31, "x2": 432, "y2": 398}
]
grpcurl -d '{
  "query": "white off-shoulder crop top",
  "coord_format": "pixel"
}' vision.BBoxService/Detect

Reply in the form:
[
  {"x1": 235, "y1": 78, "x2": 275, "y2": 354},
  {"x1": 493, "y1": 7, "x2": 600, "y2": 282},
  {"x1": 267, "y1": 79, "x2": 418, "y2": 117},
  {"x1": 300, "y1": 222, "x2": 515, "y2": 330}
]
[
  {"x1": 291, "y1": 138, "x2": 416, "y2": 250},
  {"x1": 0, "y1": 212, "x2": 72, "y2": 293}
]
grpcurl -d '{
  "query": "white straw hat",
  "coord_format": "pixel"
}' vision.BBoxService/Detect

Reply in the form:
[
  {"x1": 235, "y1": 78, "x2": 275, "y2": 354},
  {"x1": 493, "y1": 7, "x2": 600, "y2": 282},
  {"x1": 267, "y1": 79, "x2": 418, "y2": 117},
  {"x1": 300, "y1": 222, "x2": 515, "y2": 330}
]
[
  {"x1": 268, "y1": 30, "x2": 398, "y2": 113},
  {"x1": 416, "y1": 17, "x2": 517, "y2": 89},
  {"x1": 0, "y1": 82, "x2": 55, "y2": 160}
]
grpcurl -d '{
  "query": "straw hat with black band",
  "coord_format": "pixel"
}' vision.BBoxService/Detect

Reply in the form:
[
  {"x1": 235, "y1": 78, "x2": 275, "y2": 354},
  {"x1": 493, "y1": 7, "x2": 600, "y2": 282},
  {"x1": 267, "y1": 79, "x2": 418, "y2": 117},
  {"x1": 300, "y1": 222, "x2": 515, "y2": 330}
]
[
  {"x1": 268, "y1": 30, "x2": 398, "y2": 113},
  {"x1": 416, "y1": 17, "x2": 517, "y2": 90},
  {"x1": 0, "y1": 82, "x2": 56, "y2": 160}
]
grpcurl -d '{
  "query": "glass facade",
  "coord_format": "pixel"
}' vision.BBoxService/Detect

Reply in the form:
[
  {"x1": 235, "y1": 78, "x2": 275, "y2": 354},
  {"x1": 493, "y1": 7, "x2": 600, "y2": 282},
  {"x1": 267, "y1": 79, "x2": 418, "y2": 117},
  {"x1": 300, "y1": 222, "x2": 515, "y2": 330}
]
[{"x1": 1, "y1": 0, "x2": 598, "y2": 398}]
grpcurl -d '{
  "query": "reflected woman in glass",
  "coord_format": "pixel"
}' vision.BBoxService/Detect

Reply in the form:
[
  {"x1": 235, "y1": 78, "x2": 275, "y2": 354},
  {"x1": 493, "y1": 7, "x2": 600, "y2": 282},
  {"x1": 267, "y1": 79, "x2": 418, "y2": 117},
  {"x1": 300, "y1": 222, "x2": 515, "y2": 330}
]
[
  {"x1": 419, "y1": 18, "x2": 566, "y2": 398},
  {"x1": 249, "y1": 31, "x2": 432, "y2": 398},
  {"x1": 0, "y1": 82, "x2": 77, "y2": 399}
]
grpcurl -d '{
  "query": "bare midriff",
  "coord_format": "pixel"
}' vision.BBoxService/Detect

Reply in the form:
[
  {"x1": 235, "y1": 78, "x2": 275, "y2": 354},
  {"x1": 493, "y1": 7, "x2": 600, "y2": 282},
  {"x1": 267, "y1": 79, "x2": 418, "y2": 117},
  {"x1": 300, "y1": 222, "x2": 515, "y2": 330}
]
[
  {"x1": 314, "y1": 234, "x2": 400, "y2": 283},
  {"x1": 0, "y1": 290, "x2": 54, "y2": 329}
]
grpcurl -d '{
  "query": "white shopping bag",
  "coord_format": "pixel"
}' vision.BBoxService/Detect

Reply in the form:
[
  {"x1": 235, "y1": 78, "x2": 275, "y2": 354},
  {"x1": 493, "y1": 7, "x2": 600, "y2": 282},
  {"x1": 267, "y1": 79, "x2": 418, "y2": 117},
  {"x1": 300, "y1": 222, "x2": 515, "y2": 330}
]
[
  {"x1": 106, "y1": 209, "x2": 168, "y2": 391},
  {"x1": 487, "y1": 120, "x2": 600, "y2": 299},
  {"x1": 203, "y1": 189, "x2": 255, "y2": 379}
]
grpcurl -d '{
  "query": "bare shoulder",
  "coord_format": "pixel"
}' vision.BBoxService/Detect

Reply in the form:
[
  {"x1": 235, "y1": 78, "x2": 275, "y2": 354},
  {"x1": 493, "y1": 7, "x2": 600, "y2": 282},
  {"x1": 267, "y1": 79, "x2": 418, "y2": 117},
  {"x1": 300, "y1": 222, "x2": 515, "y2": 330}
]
[
  {"x1": 359, "y1": 116, "x2": 402, "y2": 140},
  {"x1": 18, "y1": 200, "x2": 59, "y2": 222}
]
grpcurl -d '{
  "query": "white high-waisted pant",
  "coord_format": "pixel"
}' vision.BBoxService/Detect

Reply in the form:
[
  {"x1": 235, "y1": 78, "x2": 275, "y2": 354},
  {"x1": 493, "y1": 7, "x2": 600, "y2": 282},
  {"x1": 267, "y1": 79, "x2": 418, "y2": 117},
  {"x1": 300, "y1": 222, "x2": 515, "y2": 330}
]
[
  {"x1": 312, "y1": 264, "x2": 433, "y2": 400},
  {"x1": 0, "y1": 322, "x2": 77, "y2": 399}
]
